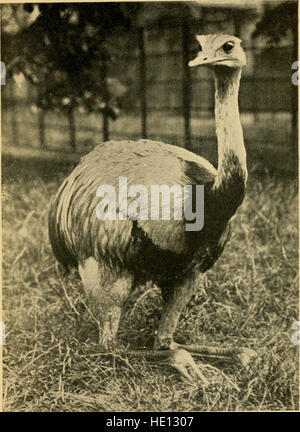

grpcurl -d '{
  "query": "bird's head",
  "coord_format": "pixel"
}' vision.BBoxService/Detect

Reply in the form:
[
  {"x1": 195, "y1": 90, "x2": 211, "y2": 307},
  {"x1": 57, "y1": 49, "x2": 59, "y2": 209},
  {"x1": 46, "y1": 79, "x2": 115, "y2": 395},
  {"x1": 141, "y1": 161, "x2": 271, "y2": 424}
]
[{"x1": 189, "y1": 34, "x2": 246, "y2": 69}]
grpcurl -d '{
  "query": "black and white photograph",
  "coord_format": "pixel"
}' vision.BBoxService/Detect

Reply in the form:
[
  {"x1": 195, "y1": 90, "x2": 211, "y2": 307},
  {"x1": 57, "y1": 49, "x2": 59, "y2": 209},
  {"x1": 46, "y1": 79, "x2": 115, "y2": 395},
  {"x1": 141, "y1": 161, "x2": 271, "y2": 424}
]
[{"x1": 1, "y1": 0, "x2": 299, "y2": 412}]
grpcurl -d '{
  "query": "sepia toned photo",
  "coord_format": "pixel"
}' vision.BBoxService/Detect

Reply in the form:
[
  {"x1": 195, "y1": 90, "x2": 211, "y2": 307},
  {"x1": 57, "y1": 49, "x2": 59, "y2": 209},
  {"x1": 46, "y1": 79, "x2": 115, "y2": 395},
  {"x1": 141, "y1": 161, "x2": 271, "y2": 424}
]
[{"x1": 1, "y1": 0, "x2": 299, "y2": 413}]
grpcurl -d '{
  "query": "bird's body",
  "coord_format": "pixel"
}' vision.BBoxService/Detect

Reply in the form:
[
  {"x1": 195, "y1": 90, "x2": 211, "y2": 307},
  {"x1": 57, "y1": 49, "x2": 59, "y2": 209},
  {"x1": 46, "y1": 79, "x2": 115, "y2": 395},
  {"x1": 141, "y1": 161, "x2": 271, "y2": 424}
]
[
  {"x1": 49, "y1": 34, "x2": 256, "y2": 381},
  {"x1": 49, "y1": 139, "x2": 243, "y2": 286}
]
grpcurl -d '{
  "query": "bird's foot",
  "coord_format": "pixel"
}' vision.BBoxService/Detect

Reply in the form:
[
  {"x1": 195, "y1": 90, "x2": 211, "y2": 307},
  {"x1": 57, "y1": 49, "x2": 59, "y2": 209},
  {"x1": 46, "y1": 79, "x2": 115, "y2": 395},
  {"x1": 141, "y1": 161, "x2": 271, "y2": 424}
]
[
  {"x1": 131, "y1": 347, "x2": 209, "y2": 385},
  {"x1": 156, "y1": 348, "x2": 209, "y2": 385},
  {"x1": 127, "y1": 342, "x2": 256, "y2": 385},
  {"x1": 175, "y1": 343, "x2": 257, "y2": 370}
]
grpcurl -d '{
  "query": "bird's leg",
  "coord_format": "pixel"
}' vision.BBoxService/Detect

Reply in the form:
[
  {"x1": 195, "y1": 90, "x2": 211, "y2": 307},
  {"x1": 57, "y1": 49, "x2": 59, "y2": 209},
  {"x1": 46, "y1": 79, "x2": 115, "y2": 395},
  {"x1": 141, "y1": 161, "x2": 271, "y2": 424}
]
[
  {"x1": 147, "y1": 277, "x2": 256, "y2": 379},
  {"x1": 99, "y1": 305, "x2": 122, "y2": 349},
  {"x1": 154, "y1": 281, "x2": 193, "y2": 350},
  {"x1": 148, "y1": 279, "x2": 210, "y2": 384},
  {"x1": 78, "y1": 258, "x2": 133, "y2": 349}
]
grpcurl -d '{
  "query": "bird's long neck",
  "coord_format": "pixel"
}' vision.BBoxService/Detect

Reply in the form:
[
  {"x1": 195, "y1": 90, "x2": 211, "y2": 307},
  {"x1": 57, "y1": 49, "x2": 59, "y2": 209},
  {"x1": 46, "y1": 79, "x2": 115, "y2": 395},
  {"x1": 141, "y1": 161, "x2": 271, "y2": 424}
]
[{"x1": 212, "y1": 68, "x2": 247, "y2": 214}]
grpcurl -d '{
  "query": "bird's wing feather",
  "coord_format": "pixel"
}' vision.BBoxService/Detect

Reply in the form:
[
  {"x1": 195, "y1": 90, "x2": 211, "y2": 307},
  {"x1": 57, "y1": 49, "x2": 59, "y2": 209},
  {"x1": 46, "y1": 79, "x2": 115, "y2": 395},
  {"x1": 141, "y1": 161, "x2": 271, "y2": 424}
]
[{"x1": 50, "y1": 140, "x2": 217, "y2": 264}]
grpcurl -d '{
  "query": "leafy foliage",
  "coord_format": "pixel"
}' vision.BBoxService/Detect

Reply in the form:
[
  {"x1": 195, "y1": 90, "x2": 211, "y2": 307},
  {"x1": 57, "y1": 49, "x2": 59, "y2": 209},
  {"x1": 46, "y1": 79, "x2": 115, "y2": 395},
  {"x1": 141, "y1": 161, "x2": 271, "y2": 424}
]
[
  {"x1": 1, "y1": 2, "x2": 210, "y2": 117},
  {"x1": 253, "y1": 1, "x2": 298, "y2": 44},
  {"x1": 2, "y1": 3, "x2": 139, "y2": 116}
]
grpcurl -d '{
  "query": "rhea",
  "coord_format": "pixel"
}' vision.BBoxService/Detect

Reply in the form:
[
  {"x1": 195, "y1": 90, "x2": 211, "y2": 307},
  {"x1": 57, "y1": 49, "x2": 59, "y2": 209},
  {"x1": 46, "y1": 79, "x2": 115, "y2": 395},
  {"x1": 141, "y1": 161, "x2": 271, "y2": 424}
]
[{"x1": 49, "y1": 34, "x2": 256, "y2": 382}]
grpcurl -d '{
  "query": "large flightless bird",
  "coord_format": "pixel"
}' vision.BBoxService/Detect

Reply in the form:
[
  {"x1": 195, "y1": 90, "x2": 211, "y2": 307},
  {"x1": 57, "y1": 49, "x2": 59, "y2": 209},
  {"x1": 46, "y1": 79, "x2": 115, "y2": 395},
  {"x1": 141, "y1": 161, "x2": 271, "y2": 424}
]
[{"x1": 49, "y1": 34, "x2": 256, "y2": 383}]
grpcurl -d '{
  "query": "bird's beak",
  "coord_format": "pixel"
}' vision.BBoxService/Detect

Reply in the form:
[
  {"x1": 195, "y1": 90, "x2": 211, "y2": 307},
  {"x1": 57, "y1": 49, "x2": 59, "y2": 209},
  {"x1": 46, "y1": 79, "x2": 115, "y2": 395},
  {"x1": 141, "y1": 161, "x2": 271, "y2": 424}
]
[
  {"x1": 189, "y1": 54, "x2": 234, "y2": 67},
  {"x1": 189, "y1": 54, "x2": 212, "y2": 67}
]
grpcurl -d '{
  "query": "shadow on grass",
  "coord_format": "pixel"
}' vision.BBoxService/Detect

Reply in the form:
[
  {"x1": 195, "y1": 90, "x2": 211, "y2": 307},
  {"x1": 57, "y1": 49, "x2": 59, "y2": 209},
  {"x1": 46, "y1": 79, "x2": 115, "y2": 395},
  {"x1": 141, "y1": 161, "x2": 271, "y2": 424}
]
[{"x1": 2, "y1": 154, "x2": 75, "y2": 184}]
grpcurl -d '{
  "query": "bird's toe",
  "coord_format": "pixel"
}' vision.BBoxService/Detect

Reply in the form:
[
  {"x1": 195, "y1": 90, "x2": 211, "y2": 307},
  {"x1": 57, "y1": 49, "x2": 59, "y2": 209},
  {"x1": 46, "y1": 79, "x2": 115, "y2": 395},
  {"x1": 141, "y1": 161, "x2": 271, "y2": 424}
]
[
  {"x1": 167, "y1": 348, "x2": 209, "y2": 386},
  {"x1": 234, "y1": 347, "x2": 257, "y2": 370}
]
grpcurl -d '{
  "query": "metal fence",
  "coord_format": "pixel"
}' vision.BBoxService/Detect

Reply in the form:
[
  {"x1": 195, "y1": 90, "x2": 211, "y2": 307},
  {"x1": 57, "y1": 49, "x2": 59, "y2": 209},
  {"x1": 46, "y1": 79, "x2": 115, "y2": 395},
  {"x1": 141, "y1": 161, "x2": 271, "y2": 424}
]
[{"x1": 2, "y1": 23, "x2": 296, "y2": 160}]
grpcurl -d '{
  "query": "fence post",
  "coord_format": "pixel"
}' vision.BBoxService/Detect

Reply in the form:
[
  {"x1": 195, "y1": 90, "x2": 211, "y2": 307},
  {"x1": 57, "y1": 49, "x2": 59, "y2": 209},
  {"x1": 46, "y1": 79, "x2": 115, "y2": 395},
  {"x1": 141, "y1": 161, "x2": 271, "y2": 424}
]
[
  {"x1": 68, "y1": 108, "x2": 76, "y2": 149},
  {"x1": 291, "y1": 21, "x2": 298, "y2": 163},
  {"x1": 101, "y1": 54, "x2": 109, "y2": 142},
  {"x1": 38, "y1": 109, "x2": 46, "y2": 149},
  {"x1": 138, "y1": 28, "x2": 147, "y2": 139},
  {"x1": 9, "y1": 83, "x2": 19, "y2": 146},
  {"x1": 182, "y1": 24, "x2": 191, "y2": 150}
]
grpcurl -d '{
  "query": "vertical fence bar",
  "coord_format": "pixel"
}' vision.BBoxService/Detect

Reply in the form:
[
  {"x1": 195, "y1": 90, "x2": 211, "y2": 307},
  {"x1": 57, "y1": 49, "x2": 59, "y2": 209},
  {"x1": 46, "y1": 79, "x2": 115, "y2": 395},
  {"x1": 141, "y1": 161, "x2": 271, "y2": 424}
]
[
  {"x1": 251, "y1": 48, "x2": 258, "y2": 122},
  {"x1": 291, "y1": 22, "x2": 298, "y2": 162},
  {"x1": 233, "y1": 11, "x2": 241, "y2": 38},
  {"x1": 139, "y1": 28, "x2": 147, "y2": 139},
  {"x1": 101, "y1": 54, "x2": 109, "y2": 142},
  {"x1": 9, "y1": 83, "x2": 19, "y2": 146},
  {"x1": 182, "y1": 24, "x2": 191, "y2": 150},
  {"x1": 38, "y1": 109, "x2": 46, "y2": 149},
  {"x1": 68, "y1": 108, "x2": 76, "y2": 149}
]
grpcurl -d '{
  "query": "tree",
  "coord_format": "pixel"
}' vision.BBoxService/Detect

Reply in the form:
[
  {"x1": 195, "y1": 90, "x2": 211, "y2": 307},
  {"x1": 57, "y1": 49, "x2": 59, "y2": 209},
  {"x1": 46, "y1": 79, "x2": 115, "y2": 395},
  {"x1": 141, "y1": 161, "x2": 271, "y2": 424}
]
[
  {"x1": 2, "y1": 3, "x2": 137, "y2": 147},
  {"x1": 4, "y1": 2, "x2": 238, "y2": 148},
  {"x1": 2, "y1": 2, "x2": 204, "y2": 146}
]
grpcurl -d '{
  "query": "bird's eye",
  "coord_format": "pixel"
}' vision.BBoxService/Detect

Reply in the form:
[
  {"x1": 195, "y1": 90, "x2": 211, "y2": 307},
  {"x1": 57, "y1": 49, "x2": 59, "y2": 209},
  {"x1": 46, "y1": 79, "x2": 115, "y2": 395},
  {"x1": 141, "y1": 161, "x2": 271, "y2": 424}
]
[
  {"x1": 223, "y1": 42, "x2": 234, "y2": 54},
  {"x1": 198, "y1": 44, "x2": 202, "y2": 52}
]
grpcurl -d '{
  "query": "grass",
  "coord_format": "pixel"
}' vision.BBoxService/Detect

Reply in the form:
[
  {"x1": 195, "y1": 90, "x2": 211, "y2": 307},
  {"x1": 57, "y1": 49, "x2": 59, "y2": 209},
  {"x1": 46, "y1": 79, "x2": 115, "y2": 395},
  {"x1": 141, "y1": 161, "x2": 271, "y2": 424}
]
[{"x1": 2, "y1": 148, "x2": 299, "y2": 412}]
